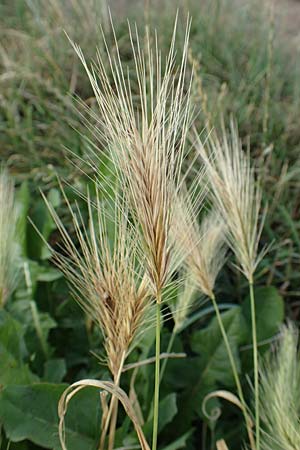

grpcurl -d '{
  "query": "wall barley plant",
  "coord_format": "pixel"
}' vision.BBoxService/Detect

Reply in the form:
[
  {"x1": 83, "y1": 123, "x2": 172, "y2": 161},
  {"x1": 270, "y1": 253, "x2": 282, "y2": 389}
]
[
  {"x1": 171, "y1": 185, "x2": 255, "y2": 449},
  {"x1": 41, "y1": 23, "x2": 269, "y2": 450},
  {"x1": 48, "y1": 25, "x2": 264, "y2": 450},
  {"x1": 68, "y1": 17, "x2": 193, "y2": 450},
  {"x1": 196, "y1": 124, "x2": 266, "y2": 450},
  {"x1": 44, "y1": 186, "x2": 153, "y2": 450}
]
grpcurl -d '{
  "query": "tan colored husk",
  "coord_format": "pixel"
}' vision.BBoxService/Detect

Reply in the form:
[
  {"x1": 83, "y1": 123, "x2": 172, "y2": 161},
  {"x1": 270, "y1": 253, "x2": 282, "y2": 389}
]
[{"x1": 58, "y1": 379, "x2": 150, "y2": 450}]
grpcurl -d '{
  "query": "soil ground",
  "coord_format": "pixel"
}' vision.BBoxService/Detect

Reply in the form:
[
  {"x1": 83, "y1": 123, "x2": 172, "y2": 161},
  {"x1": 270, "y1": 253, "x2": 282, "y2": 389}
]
[{"x1": 272, "y1": 0, "x2": 300, "y2": 44}]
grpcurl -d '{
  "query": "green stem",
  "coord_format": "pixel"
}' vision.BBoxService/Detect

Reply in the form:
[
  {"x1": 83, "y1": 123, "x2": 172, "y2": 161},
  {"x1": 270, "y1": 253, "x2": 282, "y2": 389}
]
[
  {"x1": 249, "y1": 281, "x2": 260, "y2": 450},
  {"x1": 210, "y1": 293, "x2": 255, "y2": 450},
  {"x1": 152, "y1": 295, "x2": 161, "y2": 450},
  {"x1": 160, "y1": 328, "x2": 176, "y2": 383}
]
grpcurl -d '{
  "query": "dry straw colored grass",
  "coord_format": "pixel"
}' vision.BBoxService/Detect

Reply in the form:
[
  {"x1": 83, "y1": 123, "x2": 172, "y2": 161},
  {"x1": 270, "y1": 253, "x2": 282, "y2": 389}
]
[
  {"x1": 58, "y1": 379, "x2": 151, "y2": 450},
  {"x1": 171, "y1": 179, "x2": 256, "y2": 449}
]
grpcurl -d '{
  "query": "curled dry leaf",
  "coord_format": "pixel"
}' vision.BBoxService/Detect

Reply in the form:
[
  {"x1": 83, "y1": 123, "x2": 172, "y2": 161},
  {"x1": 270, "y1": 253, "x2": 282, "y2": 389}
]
[
  {"x1": 58, "y1": 379, "x2": 151, "y2": 450},
  {"x1": 202, "y1": 389, "x2": 254, "y2": 447}
]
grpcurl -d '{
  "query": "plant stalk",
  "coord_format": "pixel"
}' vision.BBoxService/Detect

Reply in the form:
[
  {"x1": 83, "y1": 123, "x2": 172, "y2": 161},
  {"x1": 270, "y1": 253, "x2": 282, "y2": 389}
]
[
  {"x1": 99, "y1": 354, "x2": 125, "y2": 450},
  {"x1": 152, "y1": 294, "x2": 161, "y2": 450},
  {"x1": 210, "y1": 293, "x2": 255, "y2": 450},
  {"x1": 107, "y1": 388, "x2": 119, "y2": 450},
  {"x1": 249, "y1": 281, "x2": 260, "y2": 450}
]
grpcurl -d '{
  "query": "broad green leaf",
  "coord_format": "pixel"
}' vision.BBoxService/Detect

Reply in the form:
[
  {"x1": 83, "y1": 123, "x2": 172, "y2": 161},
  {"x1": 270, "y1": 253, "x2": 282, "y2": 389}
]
[
  {"x1": 43, "y1": 359, "x2": 66, "y2": 383},
  {"x1": 27, "y1": 188, "x2": 60, "y2": 260},
  {"x1": 191, "y1": 307, "x2": 246, "y2": 385},
  {"x1": 36, "y1": 266, "x2": 62, "y2": 282},
  {"x1": 1, "y1": 437, "x2": 30, "y2": 450},
  {"x1": 242, "y1": 286, "x2": 284, "y2": 343},
  {"x1": 0, "y1": 383, "x2": 101, "y2": 450},
  {"x1": 14, "y1": 260, "x2": 61, "y2": 301},
  {"x1": 0, "y1": 310, "x2": 38, "y2": 385},
  {"x1": 179, "y1": 307, "x2": 247, "y2": 421},
  {"x1": 158, "y1": 393, "x2": 177, "y2": 433},
  {"x1": 178, "y1": 303, "x2": 237, "y2": 333},
  {"x1": 8, "y1": 299, "x2": 56, "y2": 359},
  {"x1": 0, "y1": 310, "x2": 27, "y2": 360},
  {"x1": 47, "y1": 188, "x2": 61, "y2": 208},
  {"x1": 144, "y1": 393, "x2": 178, "y2": 435},
  {"x1": 0, "y1": 352, "x2": 37, "y2": 386},
  {"x1": 163, "y1": 429, "x2": 193, "y2": 450}
]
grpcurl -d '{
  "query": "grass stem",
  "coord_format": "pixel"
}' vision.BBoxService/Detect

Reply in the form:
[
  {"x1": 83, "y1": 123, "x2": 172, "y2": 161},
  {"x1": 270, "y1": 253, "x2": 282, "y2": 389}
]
[
  {"x1": 249, "y1": 281, "x2": 260, "y2": 450},
  {"x1": 152, "y1": 295, "x2": 161, "y2": 450},
  {"x1": 99, "y1": 355, "x2": 125, "y2": 450},
  {"x1": 108, "y1": 395, "x2": 119, "y2": 450},
  {"x1": 210, "y1": 293, "x2": 255, "y2": 450}
]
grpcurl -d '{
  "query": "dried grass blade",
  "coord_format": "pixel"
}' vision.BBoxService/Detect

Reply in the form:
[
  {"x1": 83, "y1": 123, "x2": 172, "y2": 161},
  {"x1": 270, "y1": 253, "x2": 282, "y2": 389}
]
[
  {"x1": 58, "y1": 379, "x2": 151, "y2": 450},
  {"x1": 202, "y1": 389, "x2": 255, "y2": 449}
]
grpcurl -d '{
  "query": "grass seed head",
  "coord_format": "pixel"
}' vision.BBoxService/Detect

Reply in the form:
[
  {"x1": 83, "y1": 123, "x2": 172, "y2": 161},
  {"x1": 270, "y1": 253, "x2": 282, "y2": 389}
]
[
  {"x1": 71, "y1": 17, "x2": 193, "y2": 297},
  {"x1": 45, "y1": 187, "x2": 152, "y2": 379},
  {"x1": 197, "y1": 124, "x2": 265, "y2": 283},
  {"x1": 172, "y1": 184, "x2": 226, "y2": 299}
]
